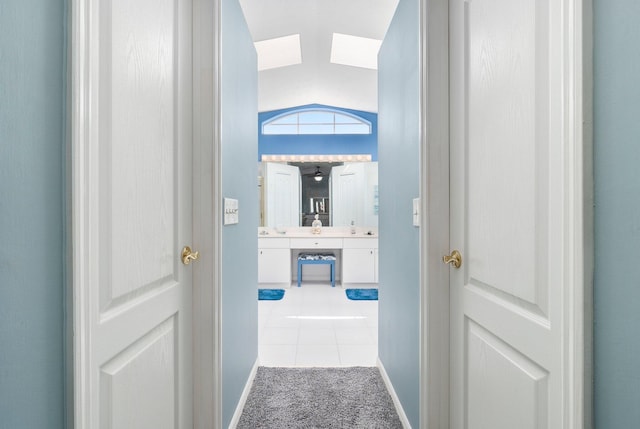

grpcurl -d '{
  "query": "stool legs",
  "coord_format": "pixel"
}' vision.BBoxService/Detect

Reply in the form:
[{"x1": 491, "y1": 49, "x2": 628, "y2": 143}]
[
  {"x1": 331, "y1": 261, "x2": 335, "y2": 287},
  {"x1": 297, "y1": 259, "x2": 336, "y2": 287}
]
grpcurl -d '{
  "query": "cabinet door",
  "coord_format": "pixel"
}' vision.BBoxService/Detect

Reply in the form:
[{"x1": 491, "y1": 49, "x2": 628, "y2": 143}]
[
  {"x1": 342, "y1": 248, "x2": 375, "y2": 283},
  {"x1": 258, "y1": 248, "x2": 290, "y2": 284},
  {"x1": 374, "y1": 248, "x2": 379, "y2": 283},
  {"x1": 289, "y1": 237, "x2": 343, "y2": 249}
]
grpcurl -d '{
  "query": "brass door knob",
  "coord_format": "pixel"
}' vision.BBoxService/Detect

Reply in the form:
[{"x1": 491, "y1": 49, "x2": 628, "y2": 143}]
[
  {"x1": 442, "y1": 250, "x2": 462, "y2": 269},
  {"x1": 181, "y1": 246, "x2": 200, "y2": 265}
]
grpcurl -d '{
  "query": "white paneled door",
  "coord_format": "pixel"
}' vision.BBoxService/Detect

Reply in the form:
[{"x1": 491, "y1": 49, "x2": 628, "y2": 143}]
[
  {"x1": 331, "y1": 163, "x2": 365, "y2": 227},
  {"x1": 449, "y1": 0, "x2": 576, "y2": 427},
  {"x1": 74, "y1": 0, "x2": 193, "y2": 427},
  {"x1": 264, "y1": 162, "x2": 301, "y2": 227}
]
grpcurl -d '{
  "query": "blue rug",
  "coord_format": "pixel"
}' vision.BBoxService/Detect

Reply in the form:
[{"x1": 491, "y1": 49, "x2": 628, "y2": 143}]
[
  {"x1": 258, "y1": 289, "x2": 285, "y2": 301},
  {"x1": 345, "y1": 288, "x2": 378, "y2": 301}
]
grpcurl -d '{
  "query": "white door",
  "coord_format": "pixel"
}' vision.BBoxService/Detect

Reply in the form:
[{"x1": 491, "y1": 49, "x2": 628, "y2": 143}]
[
  {"x1": 74, "y1": 0, "x2": 193, "y2": 427},
  {"x1": 331, "y1": 163, "x2": 365, "y2": 226},
  {"x1": 363, "y1": 162, "x2": 379, "y2": 228},
  {"x1": 264, "y1": 162, "x2": 301, "y2": 227},
  {"x1": 449, "y1": 0, "x2": 569, "y2": 427}
]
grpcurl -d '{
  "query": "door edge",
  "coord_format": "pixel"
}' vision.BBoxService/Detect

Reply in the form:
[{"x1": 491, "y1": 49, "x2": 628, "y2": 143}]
[
  {"x1": 419, "y1": 0, "x2": 450, "y2": 427},
  {"x1": 192, "y1": 0, "x2": 222, "y2": 427}
]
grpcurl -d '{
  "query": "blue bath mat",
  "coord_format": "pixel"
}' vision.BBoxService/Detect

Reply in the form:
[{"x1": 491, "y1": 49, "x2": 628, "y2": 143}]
[
  {"x1": 258, "y1": 289, "x2": 285, "y2": 301},
  {"x1": 345, "y1": 288, "x2": 378, "y2": 301}
]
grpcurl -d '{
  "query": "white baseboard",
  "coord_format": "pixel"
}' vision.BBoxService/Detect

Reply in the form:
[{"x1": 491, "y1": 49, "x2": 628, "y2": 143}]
[
  {"x1": 377, "y1": 357, "x2": 412, "y2": 429},
  {"x1": 227, "y1": 359, "x2": 259, "y2": 429}
]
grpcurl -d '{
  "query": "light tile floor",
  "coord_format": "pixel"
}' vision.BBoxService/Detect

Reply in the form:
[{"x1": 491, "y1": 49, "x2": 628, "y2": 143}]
[{"x1": 259, "y1": 283, "x2": 378, "y2": 367}]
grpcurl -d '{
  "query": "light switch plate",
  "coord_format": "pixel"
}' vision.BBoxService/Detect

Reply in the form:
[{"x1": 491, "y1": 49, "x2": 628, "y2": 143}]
[
  {"x1": 224, "y1": 198, "x2": 239, "y2": 225},
  {"x1": 413, "y1": 198, "x2": 420, "y2": 227}
]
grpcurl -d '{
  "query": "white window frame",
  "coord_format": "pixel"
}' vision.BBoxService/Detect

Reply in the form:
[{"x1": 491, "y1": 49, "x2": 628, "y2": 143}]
[{"x1": 262, "y1": 108, "x2": 372, "y2": 135}]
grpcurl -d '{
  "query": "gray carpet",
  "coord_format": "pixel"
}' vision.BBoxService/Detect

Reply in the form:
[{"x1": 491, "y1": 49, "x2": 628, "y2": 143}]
[{"x1": 236, "y1": 367, "x2": 403, "y2": 428}]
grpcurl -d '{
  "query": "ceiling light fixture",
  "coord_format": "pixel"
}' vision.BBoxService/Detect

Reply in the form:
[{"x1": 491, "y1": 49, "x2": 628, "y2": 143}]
[{"x1": 314, "y1": 166, "x2": 323, "y2": 182}]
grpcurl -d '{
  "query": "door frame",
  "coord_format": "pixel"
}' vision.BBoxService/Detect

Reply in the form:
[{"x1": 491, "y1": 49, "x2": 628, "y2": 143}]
[
  {"x1": 418, "y1": 0, "x2": 593, "y2": 427},
  {"x1": 191, "y1": 0, "x2": 222, "y2": 427},
  {"x1": 69, "y1": 0, "x2": 221, "y2": 427},
  {"x1": 418, "y1": 0, "x2": 450, "y2": 426}
]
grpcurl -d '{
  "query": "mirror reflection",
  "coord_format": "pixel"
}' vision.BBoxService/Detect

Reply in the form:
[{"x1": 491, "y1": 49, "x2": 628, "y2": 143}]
[
  {"x1": 296, "y1": 162, "x2": 333, "y2": 227},
  {"x1": 258, "y1": 161, "x2": 378, "y2": 228}
]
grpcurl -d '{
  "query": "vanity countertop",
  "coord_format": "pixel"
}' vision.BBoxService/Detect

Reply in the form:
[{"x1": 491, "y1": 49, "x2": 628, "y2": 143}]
[{"x1": 258, "y1": 227, "x2": 377, "y2": 238}]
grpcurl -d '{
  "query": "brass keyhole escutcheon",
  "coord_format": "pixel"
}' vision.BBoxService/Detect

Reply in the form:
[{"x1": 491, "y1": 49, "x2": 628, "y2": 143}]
[
  {"x1": 181, "y1": 246, "x2": 200, "y2": 265},
  {"x1": 442, "y1": 250, "x2": 462, "y2": 269}
]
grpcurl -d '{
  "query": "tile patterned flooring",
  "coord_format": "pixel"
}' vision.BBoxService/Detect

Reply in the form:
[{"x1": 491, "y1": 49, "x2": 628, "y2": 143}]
[{"x1": 259, "y1": 283, "x2": 378, "y2": 367}]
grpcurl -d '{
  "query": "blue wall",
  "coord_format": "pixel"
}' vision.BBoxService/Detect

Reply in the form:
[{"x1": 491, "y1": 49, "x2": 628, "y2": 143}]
[
  {"x1": 594, "y1": 1, "x2": 640, "y2": 426},
  {"x1": 377, "y1": 0, "x2": 420, "y2": 426},
  {"x1": 0, "y1": 1, "x2": 66, "y2": 428},
  {"x1": 258, "y1": 104, "x2": 378, "y2": 161},
  {"x1": 221, "y1": 0, "x2": 259, "y2": 426}
]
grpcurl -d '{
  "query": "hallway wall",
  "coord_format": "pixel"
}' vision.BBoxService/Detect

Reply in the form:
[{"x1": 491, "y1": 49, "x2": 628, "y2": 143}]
[
  {"x1": 593, "y1": 0, "x2": 640, "y2": 426},
  {"x1": 377, "y1": 0, "x2": 420, "y2": 426},
  {"x1": 0, "y1": 0, "x2": 66, "y2": 427},
  {"x1": 221, "y1": 0, "x2": 259, "y2": 426}
]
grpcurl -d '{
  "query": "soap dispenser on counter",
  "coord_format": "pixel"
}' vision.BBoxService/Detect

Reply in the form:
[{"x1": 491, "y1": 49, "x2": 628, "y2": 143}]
[
  {"x1": 311, "y1": 214, "x2": 323, "y2": 234},
  {"x1": 350, "y1": 220, "x2": 356, "y2": 235}
]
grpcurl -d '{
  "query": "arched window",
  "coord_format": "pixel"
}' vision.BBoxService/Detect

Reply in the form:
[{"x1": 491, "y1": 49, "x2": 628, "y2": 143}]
[{"x1": 262, "y1": 108, "x2": 372, "y2": 135}]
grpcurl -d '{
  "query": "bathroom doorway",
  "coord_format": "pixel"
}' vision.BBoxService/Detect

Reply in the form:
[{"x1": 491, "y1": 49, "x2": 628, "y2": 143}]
[{"x1": 242, "y1": 0, "x2": 397, "y2": 366}]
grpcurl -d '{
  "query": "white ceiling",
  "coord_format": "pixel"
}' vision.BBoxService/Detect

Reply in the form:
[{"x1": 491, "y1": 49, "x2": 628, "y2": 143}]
[{"x1": 238, "y1": 0, "x2": 399, "y2": 113}]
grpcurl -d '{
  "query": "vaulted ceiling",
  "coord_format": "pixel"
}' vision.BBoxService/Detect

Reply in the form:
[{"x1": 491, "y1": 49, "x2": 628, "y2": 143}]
[{"x1": 238, "y1": 0, "x2": 399, "y2": 113}]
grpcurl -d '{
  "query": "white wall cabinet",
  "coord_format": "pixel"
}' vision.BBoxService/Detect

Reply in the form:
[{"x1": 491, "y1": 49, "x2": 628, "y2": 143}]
[
  {"x1": 258, "y1": 238, "x2": 291, "y2": 284},
  {"x1": 342, "y1": 238, "x2": 378, "y2": 284}
]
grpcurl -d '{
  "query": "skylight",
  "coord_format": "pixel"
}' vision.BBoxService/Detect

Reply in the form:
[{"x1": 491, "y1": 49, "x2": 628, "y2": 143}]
[
  {"x1": 329, "y1": 33, "x2": 382, "y2": 70},
  {"x1": 254, "y1": 34, "x2": 302, "y2": 71}
]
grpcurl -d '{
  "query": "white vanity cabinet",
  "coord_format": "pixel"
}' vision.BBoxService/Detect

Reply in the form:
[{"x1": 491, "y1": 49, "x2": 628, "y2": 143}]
[
  {"x1": 342, "y1": 238, "x2": 378, "y2": 284},
  {"x1": 258, "y1": 233, "x2": 378, "y2": 285},
  {"x1": 258, "y1": 238, "x2": 291, "y2": 284}
]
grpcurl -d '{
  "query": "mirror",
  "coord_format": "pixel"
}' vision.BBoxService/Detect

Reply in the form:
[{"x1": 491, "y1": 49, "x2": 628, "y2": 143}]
[
  {"x1": 295, "y1": 162, "x2": 333, "y2": 227},
  {"x1": 259, "y1": 161, "x2": 378, "y2": 228}
]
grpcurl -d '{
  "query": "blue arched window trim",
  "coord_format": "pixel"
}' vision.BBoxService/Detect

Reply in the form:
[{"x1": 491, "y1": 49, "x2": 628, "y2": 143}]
[{"x1": 262, "y1": 107, "x2": 372, "y2": 135}]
